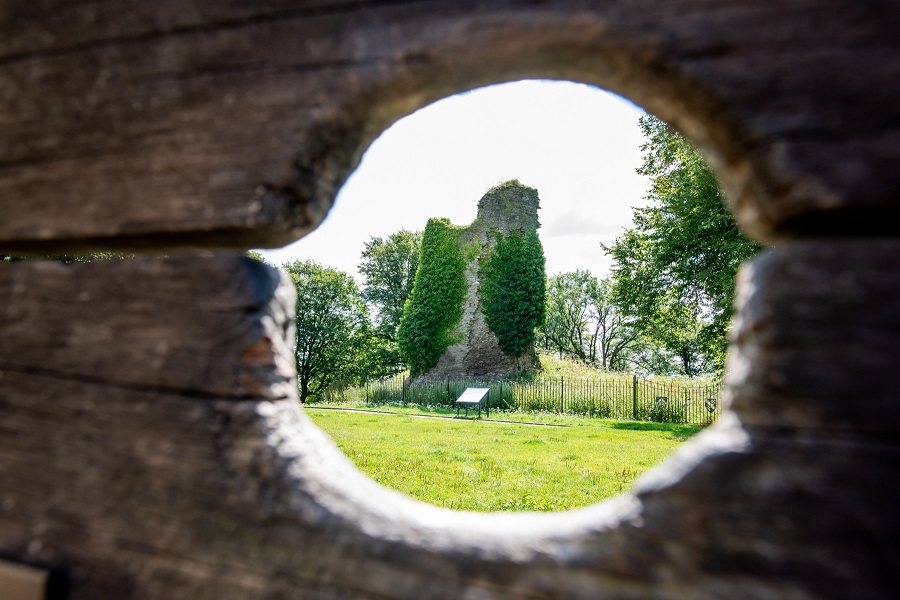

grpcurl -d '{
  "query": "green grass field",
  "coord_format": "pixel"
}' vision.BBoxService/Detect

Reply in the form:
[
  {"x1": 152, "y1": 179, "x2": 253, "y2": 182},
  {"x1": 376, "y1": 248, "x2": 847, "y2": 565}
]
[{"x1": 305, "y1": 407, "x2": 702, "y2": 512}]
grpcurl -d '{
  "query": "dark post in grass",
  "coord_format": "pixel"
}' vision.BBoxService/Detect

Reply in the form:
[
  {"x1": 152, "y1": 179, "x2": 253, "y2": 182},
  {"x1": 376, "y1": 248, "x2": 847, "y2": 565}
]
[{"x1": 632, "y1": 375, "x2": 639, "y2": 420}]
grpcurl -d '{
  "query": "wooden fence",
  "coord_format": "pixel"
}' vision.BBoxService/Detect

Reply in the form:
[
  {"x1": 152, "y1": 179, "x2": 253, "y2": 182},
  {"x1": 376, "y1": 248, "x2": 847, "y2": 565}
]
[{"x1": 319, "y1": 374, "x2": 723, "y2": 425}]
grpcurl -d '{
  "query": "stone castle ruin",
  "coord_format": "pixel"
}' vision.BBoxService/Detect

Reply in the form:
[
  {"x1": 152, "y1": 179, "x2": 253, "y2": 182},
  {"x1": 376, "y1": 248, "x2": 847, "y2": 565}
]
[{"x1": 425, "y1": 180, "x2": 543, "y2": 378}]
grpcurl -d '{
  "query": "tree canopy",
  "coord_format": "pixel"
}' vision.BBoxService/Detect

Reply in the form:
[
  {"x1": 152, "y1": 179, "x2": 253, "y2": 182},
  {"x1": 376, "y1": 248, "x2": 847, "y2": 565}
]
[
  {"x1": 359, "y1": 230, "x2": 421, "y2": 339},
  {"x1": 538, "y1": 271, "x2": 636, "y2": 371},
  {"x1": 605, "y1": 115, "x2": 763, "y2": 375},
  {"x1": 356, "y1": 229, "x2": 421, "y2": 377},
  {"x1": 283, "y1": 259, "x2": 370, "y2": 402}
]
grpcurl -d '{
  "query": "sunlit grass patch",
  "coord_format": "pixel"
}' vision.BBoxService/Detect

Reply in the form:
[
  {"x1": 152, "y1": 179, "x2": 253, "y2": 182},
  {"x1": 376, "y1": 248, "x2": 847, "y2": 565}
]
[{"x1": 305, "y1": 407, "x2": 702, "y2": 512}]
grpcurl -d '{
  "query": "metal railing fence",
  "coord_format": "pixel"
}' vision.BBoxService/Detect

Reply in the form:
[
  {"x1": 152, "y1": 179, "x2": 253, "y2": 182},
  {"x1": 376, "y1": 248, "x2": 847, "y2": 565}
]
[{"x1": 316, "y1": 374, "x2": 722, "y2": 425}]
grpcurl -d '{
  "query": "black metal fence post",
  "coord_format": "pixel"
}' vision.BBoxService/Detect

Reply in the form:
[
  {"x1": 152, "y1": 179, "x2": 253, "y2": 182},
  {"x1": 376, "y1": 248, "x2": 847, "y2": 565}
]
[
  {"x1": 632, "y1": 375, "x2": 638, "y2": 420},
  {"x1": 356, "y1": 372, "x2": 722, "y2": 425}
]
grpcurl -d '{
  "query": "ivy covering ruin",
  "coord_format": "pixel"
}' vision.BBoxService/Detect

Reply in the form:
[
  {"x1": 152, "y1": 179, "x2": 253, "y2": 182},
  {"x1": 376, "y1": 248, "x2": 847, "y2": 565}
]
[
  {"x1": 398, "y1": 180, "x2": 546, "y2": 378},
  {"x1": 481, "y1": 228, "x2": 546, "y2": 358},
  {"x1": 397, "y1": 218, "x2": 467, "y2": 376}
]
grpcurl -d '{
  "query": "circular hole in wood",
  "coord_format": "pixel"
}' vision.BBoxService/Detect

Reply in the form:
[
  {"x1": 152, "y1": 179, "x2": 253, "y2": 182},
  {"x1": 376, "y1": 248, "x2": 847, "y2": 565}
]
[{"x1": 256, "y1": 80, "x2": 753, "y2": 513}]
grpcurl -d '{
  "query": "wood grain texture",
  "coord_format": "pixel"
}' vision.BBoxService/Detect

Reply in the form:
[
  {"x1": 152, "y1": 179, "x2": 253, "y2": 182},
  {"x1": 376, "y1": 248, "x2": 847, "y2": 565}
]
[
  {"x1": 1, "y1": 1, "x2": 898, "y2": 251},
  {"x1": 727, "y1": 241, "x2": 900, "y2": 438},
  {"x1": 0, "y1": 249, "x2": 898, "y2": 598},
  {"x1": 0, "y1": 0, "x2": 384, "y2": 60},
  {"x1": 1, "y1": 2, "x2": 899, "y2": 598},
  {"x1": 0, "y1": 254, "x2": 297, "y2": 400},
  {"x1": 1, "y1": 373, "x2": 897, "y2": 598}
]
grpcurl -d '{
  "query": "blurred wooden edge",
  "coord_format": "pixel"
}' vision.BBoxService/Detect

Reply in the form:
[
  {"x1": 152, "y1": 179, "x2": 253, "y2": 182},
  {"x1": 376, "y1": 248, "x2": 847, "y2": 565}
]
[{"x1": 0, "y1": 559, "x2": 48, "y2": 600}]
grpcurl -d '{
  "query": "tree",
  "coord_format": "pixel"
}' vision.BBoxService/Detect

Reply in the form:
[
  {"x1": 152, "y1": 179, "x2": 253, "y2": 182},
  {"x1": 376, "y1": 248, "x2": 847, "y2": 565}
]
[
  {"x1": 283, "y1": 260, "x2": 370, "y2": 402},
  {"x1": 605, "y1": 115, "x2": 763, "y2": 375},
  {"x1": 480, "y1": 229, "x2": 546, "y2": 361},
  {"x1": 397, "y1": 218, "x2": 467, "y2": 376},
  {"x1": 359, "y1": 230, "x2": 421, "y2": 338},
  {"x1": 357, "y1": 230, "x2": 421, "y2": 376},
  {"x1": 538, "y1": 271, "x2": 637, "y2": 371}
]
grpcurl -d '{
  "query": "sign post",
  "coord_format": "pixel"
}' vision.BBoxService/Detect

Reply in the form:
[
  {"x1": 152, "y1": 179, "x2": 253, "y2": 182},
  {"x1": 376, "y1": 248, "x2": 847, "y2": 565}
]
[{"x1": 454, "y1": 387, "x2": 490, "y2": 418}]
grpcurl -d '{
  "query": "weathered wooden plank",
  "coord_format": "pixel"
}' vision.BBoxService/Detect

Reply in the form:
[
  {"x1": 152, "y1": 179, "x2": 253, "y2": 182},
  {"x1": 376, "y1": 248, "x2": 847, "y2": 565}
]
[
  {"x1": 727, "y1": 240, "x2": 900, "y2": 437},
  {"x1": 0, "y1": 247, "x2": 894, "y2": 598},
  {"x1": 0, "y1": 0, "x2": 391, "y2": 60},
  {"x1": 0, "y1": 3, "x2": 898, "y2": 599},
  {"x1": 0, "y1": 1, "x2": 898, "y2": 251},
  {"x1": 0, "y1": 560, "x2": 48, "y2": 600},
  {"x1": 0, "y1": 2, "x2": 435, "y2": 251},
  {"x1": 1, "y1": 367, "x2": 896, "y2": 598},
  {"x1": 0, "y1": 254, "x2": 296, "y2": 400}
]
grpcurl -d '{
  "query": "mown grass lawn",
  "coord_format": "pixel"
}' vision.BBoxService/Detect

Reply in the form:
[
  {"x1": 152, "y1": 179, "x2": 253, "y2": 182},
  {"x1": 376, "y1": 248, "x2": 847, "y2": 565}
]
[{"x1": 304, "y1": 407, "x2": 703, "y2": 512}]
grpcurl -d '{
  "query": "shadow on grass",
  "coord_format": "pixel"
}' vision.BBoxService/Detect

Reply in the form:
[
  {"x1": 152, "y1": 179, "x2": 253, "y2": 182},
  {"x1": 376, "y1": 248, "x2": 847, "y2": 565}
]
[
  {"x1": 309, "y1": 402, "x2": 710, "y2": 437},
  {"x1": 607, "y1": 421, "x2": 704, "y2": 440}
]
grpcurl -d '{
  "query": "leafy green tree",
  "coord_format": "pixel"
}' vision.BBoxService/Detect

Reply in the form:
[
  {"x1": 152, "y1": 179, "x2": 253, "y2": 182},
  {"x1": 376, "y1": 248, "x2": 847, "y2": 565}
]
[
  {"x1": 359, "y1": 230, "x2": 421, "y2": 338},
  {"x1": 357, "y1": 230, "x2": 421, "y2": 376},
  {"x1": 605, "y1": 115, "x2": 763, "y2": 375},
  {"x1": 481, "y1": 229, "x2": 546, "y2": 360},
  {"x1": 355, "y1": 335, "x2": 405, "y2": 381},
  {"x1": 245, "y1": 250, "x2": 267, "y2": 263},
  {"x1": 397, "y1": 219, "x2": 467, "y2": 376},
  {"x1": 538, "y1": 271, "x2": 636, "y2": 371},
  {"x1": 283, "y1": 260, "x2": 370, "y2": 402},
  {"x1": 614, "y1": 333, "x2": 684, "y2": 377}
]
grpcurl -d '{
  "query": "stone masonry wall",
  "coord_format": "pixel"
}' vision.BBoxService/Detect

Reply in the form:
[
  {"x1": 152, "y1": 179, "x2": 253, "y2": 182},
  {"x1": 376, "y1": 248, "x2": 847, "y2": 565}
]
[{"x1": 427, "y1": 180, "x2": 542, "y2": 378}]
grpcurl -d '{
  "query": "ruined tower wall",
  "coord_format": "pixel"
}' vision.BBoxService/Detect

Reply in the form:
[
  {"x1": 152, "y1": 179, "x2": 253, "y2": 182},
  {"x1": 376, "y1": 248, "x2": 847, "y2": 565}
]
[{"x1": 426, "y1": 181, "x2": 542, "y2": 378}]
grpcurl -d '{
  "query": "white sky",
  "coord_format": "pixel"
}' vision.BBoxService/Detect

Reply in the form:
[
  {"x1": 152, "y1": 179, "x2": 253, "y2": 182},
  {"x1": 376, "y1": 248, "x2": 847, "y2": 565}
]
[{"x1": 260, "y1": 80, "x2": 651, "y2": 280}]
